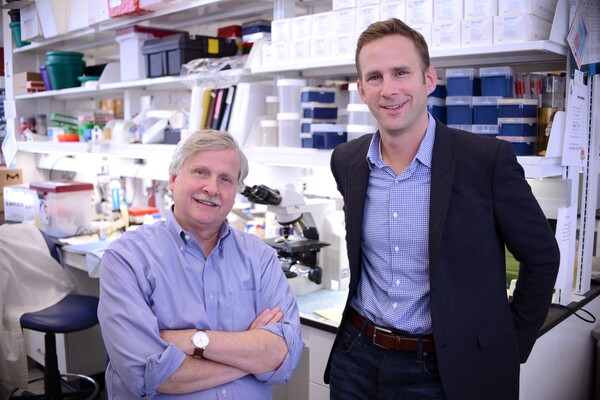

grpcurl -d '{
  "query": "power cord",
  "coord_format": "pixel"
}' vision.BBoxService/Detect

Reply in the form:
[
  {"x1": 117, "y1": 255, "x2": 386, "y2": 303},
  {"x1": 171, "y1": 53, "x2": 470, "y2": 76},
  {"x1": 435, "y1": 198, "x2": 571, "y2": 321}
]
[{"x1": 553, "y1": 304, "x2": 597, "y2": 324}]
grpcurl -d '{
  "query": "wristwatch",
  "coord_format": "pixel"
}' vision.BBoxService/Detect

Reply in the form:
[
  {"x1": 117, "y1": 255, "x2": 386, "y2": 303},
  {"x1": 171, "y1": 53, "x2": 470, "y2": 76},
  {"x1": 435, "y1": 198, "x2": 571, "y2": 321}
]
[{"x1": 191, "y1": 330, "x2": 210, "y2": 358}]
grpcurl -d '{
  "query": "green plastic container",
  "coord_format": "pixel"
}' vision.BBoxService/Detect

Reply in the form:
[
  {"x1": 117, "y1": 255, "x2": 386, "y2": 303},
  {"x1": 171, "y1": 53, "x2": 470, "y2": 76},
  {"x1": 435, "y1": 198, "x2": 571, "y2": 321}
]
[
  {"x1": 45, "y1": 51, "x2": 85, "y2": 90},
  {"x1": 10, "y1": 22, "x2": 30, "y2": 48}
]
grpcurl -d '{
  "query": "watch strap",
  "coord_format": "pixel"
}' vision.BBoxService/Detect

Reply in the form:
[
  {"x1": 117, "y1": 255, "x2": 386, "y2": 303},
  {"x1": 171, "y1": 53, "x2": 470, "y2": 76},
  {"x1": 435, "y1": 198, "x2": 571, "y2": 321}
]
[{"x1": 193, "y1": 347, "x2": 205, "y2": 358}]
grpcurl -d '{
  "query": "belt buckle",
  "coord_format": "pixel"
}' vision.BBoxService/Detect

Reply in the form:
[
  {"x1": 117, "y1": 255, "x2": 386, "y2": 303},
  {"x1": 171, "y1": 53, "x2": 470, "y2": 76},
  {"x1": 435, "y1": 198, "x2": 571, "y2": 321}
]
[{"x1": 373, "y1": 325, "x2": 393, "y2": 349}]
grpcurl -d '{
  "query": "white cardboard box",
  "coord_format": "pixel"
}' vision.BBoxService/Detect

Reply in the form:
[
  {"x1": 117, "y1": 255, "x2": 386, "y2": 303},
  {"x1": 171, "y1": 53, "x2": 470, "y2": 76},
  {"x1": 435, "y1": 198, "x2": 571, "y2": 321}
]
[
  {"x1": 312, "y1": 12, "x2": 333, "y2": 38},
  {"x1": 333, "y1": 8, "x2": 356, "y2": 35},
  {"x1": 498, "y1": 0, "x2": 558, "y2": 22},
  {"x1": 3, "y1": 185, "x2": 39, "y2": 223},
  {"x1": 36, "y1": 0, "x2": 68, "y2": 38},
  {"x1": 462, "y1": 17, "x2": 494, "y2": 47},
  {"x1": 464, "y1": 0, "x2": 498, "y2": 18},
  {"x1": 271, "y1": 18, "x2": 292, "y2": 43},
  {"x1": 88, "y1": 0, "x2": 110, "y2": 25},
  {"x1": 406, "y1": 0, "x2": 434, "y2": 24},
  {"x1": 380, "y1": 0, "x2": 406, "y2": 21},
  {"x1": 433, "y1": 0, "x2": 463, "y2": 21},
  {"x1": 494, "y1": 13, "x2": 552, "y2": 43},
  {"x1": 432, "y1": 20, "x2": 462, "y2": 49},
  {"x1": 355, "y1": 4, "x2": 381, "y2": 36},
  {"x1": 19, "y1": 3, "x2": 43, "y2": 41},
  {"x1": 291, "y1": 15, "x2": 313, "y2": 41}
]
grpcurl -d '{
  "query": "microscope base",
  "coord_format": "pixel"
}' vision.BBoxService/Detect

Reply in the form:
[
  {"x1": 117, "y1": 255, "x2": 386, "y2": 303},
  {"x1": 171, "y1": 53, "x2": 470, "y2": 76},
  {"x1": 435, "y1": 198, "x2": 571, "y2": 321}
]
[{"x1": 287, "y1": 275, "x2": 323, "y2": 297}]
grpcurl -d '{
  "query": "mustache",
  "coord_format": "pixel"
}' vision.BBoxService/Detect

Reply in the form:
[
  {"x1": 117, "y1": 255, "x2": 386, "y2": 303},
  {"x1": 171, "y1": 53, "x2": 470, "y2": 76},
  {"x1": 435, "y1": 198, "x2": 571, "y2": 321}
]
[{"x1": 192, "y1": 193, "x2": 222, "y2": 207}]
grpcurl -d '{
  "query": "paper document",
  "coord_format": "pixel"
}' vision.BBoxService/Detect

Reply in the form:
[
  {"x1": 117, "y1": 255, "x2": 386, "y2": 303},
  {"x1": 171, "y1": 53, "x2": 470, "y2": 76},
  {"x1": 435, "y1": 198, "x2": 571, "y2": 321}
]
[{"x1": 314, "y1": 303, "x2": 345, "y2": 325}]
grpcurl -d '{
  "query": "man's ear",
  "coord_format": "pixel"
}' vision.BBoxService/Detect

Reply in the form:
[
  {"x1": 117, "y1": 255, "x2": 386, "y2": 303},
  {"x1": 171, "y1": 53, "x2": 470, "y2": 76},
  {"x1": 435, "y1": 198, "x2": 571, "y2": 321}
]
[{"x1": 424, "y1": 65, "x2": 438, "y2": 95}]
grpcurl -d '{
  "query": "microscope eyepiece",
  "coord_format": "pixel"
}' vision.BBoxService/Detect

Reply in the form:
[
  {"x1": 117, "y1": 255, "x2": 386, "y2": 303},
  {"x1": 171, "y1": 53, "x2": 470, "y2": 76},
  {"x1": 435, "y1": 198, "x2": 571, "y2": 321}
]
[{"x1": 250, "y1": 185, "x2": 282, "y2": 206}]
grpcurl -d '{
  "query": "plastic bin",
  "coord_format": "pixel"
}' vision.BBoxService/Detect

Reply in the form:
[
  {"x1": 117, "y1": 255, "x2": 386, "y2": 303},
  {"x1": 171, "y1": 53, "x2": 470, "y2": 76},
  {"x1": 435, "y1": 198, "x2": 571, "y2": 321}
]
[
  {"x1": 446, "y1": 96, "x2": 474, "y2": 125},
  {"x1": 472, "y1": 124, "x2": 499, "y2": 138},
  {"x1": 277, "y1": 112, "x2": 301, "y2": 148},
  {"x1": 301, "y1": 118, "x2": 336, "y2": 133},
  {"x1": 116, "y1": 25, "x2": 181, "y2": 81},
  {"x1": 10, "y1": 21, "x2": 30, "y2": 47},
  {"x1": 497, "y1": 98, "x2": 539, "y2": 118},
  {"x1": 427, "y1": 97, "x2": 446, "y2": 124},
  {"x1": 448, "y1": 124, "x2": 474, "y2": 132},
  {"x1": 141, "y1": 33, "x2": 238, "y2": 78},
  {"x1": 429, "y1": 79, "x2": 447, "y2": 98},
  {"x1": 480, "y1": 66, "x2": 514, "y2": 97},
  {"x1": 498, "y1": 117, "x2": 537, "y2": 136},
  {"x1": 277, "y1": 79, "x2": 306, "y2": 114},
  {"x1": 29, "y1": 181, "x2": 94, "y2": 238},
  {"x1": 347, "y1": 103, "x2": 376, "y2": 126},
  {"x1": 300, "y1": 87, "x2": 336, "y2": 103},
  {"x1": 497, "y1": 135, "x2": 537, "y2": 155},
  {"x1": 45, "y1": 51, "x2": 85, "y2": 90},
  {"x1": 473, "y1": 96, "x2": 501, "y2": 124},
  {"x1": 302, "y1": 103, "x2": 338, "y2": 119},
  {"x1": 347, "y1": 124, "x2": 376, "y2": 141},
  {"x1": 446, "y1": 68, "x2": 481, "y2": 96}
]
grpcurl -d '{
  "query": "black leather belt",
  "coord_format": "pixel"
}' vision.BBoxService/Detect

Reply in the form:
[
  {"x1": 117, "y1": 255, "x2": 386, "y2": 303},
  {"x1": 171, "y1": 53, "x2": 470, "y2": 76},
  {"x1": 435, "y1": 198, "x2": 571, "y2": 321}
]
[{"x1": 348, "y1": 308, "x2": 435, "y2": 353}]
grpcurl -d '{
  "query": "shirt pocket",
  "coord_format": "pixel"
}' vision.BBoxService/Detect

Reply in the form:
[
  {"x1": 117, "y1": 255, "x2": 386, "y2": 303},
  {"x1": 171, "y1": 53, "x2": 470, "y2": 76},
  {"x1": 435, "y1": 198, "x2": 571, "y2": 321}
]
[{"x1": 219, "y1": 290, "x2": 258, "y2": 331}]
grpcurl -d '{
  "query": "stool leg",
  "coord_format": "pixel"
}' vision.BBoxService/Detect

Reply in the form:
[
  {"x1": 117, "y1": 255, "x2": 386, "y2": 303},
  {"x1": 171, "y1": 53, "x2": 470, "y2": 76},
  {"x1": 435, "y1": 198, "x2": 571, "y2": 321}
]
[{"x1": 44, "y1": 333, "x2": 62, "y2": 399}]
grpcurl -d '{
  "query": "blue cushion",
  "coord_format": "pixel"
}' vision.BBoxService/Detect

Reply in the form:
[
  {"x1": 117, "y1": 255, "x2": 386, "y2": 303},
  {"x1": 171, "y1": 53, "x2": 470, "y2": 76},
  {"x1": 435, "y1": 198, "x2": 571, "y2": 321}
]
[{"x1": 20, "y1": 294, "x2": 99, "y2": 334}]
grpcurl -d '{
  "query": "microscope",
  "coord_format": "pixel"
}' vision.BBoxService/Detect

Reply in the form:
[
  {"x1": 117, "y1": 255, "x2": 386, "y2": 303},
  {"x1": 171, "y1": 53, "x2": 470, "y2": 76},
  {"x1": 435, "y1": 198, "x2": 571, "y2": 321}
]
[{"x1": 241, "y1": 183, "x2": 335, "y2": 296}]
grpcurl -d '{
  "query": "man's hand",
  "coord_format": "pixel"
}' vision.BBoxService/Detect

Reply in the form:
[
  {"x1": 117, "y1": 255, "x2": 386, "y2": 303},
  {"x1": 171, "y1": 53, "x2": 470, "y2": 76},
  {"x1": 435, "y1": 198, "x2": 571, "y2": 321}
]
[{"x1": 248, "y1": 306, "x2": 284, "y2": 330}]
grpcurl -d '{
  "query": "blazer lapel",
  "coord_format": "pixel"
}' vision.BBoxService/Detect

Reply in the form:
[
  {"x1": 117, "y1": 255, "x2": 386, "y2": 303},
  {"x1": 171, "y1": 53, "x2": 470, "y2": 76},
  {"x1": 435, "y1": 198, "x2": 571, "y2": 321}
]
[{"x1": 429, "y1": 125, "x2": 456, "y2": 274}]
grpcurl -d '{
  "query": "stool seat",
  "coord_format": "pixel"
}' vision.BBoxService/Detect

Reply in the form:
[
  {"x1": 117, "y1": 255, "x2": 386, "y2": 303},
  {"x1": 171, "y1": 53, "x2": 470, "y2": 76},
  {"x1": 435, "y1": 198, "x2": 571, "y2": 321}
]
[
  {"x1": 21, "y1": 295, "x2": 99, "y2": 333},
  {"x1": 10, "y1": 294, "x2": 101, "y2": 400}
]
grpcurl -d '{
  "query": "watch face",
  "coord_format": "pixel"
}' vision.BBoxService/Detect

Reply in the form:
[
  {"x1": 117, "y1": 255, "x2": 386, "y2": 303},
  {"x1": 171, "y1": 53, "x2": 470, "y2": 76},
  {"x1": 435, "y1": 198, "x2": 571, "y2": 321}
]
[{"x1": 192, "y1": 331, "x2": 209, "y2": 348}]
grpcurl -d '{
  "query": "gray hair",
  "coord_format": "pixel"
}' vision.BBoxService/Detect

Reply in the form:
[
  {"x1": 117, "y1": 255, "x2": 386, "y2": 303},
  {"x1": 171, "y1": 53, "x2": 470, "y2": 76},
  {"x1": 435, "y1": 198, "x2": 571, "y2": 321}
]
[{"x1": 168, "y1": 130, "x2": 249, "y2": 189}]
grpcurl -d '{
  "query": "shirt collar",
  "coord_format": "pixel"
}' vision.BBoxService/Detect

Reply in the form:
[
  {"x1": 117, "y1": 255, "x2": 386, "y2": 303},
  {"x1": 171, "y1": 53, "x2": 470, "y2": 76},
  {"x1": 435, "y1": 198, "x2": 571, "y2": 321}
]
[
  {"x1": 366, "y1": 113, "x2": 437, "y2": 170},
  {"x1": 166, "y1": 206, "x2": 231, "y2": 249}
]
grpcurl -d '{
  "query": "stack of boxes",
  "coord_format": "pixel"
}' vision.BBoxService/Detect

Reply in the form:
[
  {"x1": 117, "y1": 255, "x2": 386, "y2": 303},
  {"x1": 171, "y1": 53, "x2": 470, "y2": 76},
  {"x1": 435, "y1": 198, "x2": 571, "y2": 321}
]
[
  {"x1": 300, "y1": 87, "x2": 347, "y2": 149},
  {"x1": 445, "y1": 65, "x2": 543, "y2": 155},
  {"x1": 264, "y1": 0, "x2": 558, "y2": 67}
]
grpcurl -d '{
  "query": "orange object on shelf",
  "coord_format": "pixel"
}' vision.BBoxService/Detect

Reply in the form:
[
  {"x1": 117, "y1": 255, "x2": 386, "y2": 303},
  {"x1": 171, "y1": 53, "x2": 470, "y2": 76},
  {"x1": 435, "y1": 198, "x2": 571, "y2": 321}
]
[{"x1": 57, "y1": 133, "x2": 79, "y2": 142}]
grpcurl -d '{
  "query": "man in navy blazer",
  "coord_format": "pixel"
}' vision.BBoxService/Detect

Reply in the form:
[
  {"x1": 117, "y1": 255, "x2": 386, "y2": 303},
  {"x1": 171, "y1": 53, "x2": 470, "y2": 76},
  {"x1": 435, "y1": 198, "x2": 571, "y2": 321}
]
[{"x1": 324, "y1": 18, "x2": 560, "y2": 400}]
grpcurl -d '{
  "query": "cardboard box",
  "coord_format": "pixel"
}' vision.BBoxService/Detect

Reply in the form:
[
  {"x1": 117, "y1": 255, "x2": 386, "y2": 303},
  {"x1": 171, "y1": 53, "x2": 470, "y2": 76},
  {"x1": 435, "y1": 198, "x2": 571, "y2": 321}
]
[
  {"x1": 13, "y1": 72, "x2": 43, "y2": 95},
  {"x1": 0, "y1": 167, "x2": 23, "y2": 213},
  {"x1": 3, "y1": 184, "x2": 38, "y2": 220},
  {"x1": 0, "y1": 167, "x2": 22, "y2": 188}
]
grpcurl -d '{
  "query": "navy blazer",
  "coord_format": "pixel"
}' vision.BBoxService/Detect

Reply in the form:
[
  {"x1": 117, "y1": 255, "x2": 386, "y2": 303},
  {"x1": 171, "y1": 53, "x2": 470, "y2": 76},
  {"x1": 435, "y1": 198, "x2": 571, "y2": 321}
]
[{"x1": 325, "y1": 121, "x2": 560, "y2": 400}]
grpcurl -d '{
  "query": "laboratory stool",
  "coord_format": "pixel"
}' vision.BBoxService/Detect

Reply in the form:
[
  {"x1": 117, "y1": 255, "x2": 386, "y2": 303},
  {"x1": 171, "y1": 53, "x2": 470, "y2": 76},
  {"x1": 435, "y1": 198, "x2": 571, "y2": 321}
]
[{"x1": 9, "y1": 294, "x2": 100, "y2": 400}]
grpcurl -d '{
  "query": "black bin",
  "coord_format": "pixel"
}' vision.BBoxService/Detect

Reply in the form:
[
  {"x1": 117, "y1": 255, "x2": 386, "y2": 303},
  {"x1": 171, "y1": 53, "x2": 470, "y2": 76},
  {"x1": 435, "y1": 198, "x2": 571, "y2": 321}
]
[{"x1": 141, "y1": 33, "x2": 238, "y2": 78}]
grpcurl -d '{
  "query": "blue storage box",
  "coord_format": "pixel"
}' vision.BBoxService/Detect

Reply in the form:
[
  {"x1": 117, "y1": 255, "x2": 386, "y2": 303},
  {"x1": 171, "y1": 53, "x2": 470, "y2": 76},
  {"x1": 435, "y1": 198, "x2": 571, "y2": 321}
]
[
  {"x1": 301, "y1": 87, "x2": 336, "y2": 103},
  {"x1": 429, "y1": 80, "x2": 447, "y2": 98},
  {"x1": 446, "y1": 96, "x2": 474, "y2": 125},
  {"x1": 473, "y1": 96, "x2": 501, "y2": 124},
  {"x1": 301, "y1": 118, "x2": 336, "y2": 133},
  {"x1": 305, "y1": 123, "x2": 347, "y2": 149},
  {"x1": 498, "y1": 136, "x2": 537, "y2": 156},
  {"x1": 480, "y1": 66, "x2": 514, "y2": 97},
  {"x1": 312, "y1": 131, "x2": 347, "y2": 149},
  {"x1": 427, "y1": 97, "x2": 446, "y2": 123},
  {"x1": 472, "y1": 124, "x2": 499, "y2": 138},
  {"x1": 497, "y1": 98, "x2": 538, "y2": 118},
  {"x1": 498, "y1": 118, "x2": 537, "y2": 136},
  {"x1": 301, "y1": 133, "x2": 313, "y2": 148},
  {"x1": 446, "y1": 68, "x2": 480, "y2": 96},
  {"x1": 302, "y1": 103, "x2": 338, "y2": 119}
]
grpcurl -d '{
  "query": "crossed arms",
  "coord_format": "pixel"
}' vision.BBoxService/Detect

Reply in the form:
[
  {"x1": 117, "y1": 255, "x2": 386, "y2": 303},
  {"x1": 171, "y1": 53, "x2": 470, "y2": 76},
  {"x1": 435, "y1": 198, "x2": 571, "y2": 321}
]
[{"x1": 157, "y1": 307, "x2": 288, "y2": 394}]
